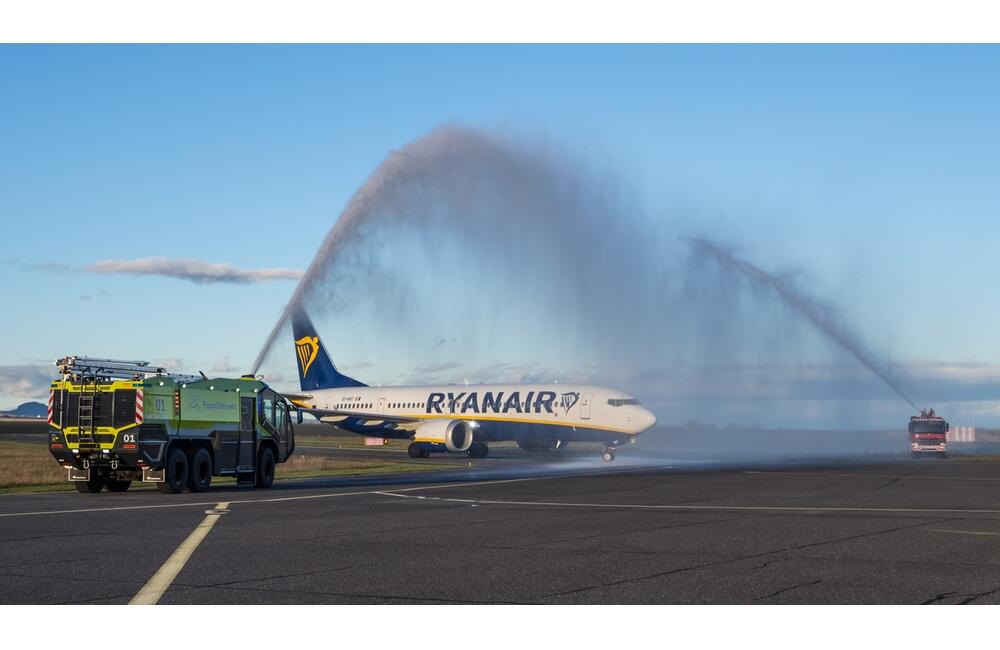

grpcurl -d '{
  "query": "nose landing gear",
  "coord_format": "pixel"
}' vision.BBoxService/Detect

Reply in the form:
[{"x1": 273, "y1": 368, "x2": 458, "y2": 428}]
[{"x1": 601, "y1": 438, "x2": 623, "y2": 462}]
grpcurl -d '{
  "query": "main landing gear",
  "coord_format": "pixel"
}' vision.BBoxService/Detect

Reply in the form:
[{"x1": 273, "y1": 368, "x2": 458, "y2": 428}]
[
  {"x1": 407, "y1": 441, "x2": 491, "y2": 459},
  {"x1": 602, "y1": 446, "x2": 616, "y2": 462}
]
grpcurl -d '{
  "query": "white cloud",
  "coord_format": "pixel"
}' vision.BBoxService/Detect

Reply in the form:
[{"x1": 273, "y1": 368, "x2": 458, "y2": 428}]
[
  {"x1": 414, "y1": 361, "x2": 461, "y2": 374},
  {"x1": 149, "y1": 358, "x2": 186, "y2": 370},
  {"x1": 86, "y1": 257, "x2": 303, "y2": 284},
  {"x1": 342, "y1": 361, "x2": 376, "y2": 370},
  {"x1": 212, "y1": 356, "x2": 241, "y2": 372},
  {"x1": 0, "y1": 364, "x2": 54, "y2": 401}
]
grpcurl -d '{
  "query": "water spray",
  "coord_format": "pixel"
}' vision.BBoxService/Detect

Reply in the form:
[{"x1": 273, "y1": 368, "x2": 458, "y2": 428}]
[
  {"x1": 247, "y1": 122, "x2": 919, "y2": 434},
  {"x1": 251, "y1": 124, "x2": 627, "y2": 375},
  {"x1": 252, "y1": 126, "x2": 530, "y2": 373},
  {"x1": 681, "y1": 236, "x2": 919, "y2": 412}
]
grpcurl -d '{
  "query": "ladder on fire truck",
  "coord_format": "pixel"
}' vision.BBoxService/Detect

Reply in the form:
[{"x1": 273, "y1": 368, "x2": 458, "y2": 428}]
[{"x1": 55, "y1": 356, "x2": 202, "y2": 443}]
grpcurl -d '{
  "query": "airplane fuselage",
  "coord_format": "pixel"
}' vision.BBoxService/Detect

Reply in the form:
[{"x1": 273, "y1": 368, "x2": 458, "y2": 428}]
[
  {"x1": 286, "y1": 307, "x2": 657, "y2": 459},
  {"x1": 297, "y1": 383, "x2": 656, "y2": 447}
]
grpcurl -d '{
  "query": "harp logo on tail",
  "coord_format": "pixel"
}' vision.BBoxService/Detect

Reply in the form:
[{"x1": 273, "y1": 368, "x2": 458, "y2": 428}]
[{"x1": 295, "y1": 336, "x2": 320, "y2": 377}]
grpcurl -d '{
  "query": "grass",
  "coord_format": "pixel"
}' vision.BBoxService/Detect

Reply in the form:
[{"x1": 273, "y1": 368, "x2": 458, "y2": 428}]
[
  {"x1": 275, "y1": 453, "x2": 448, "y2": 479},
  {"x1": 0, "y1": 418, "x2": 50, "y2": 434},
  {"x1": 0, "y1": 439, "x2": 449, "y2": 495},
  {"x1": 0, "y1": 441, "x2": 74, "y2": 493},
  {"x1": 293, "y1": 433, "x2": 411, "y2": 450}
]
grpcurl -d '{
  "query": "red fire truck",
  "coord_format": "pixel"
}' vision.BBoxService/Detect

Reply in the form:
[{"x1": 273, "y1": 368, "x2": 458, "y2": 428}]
[{"x1": 909, "y1": 409, "x2": 949, "y2": 458}]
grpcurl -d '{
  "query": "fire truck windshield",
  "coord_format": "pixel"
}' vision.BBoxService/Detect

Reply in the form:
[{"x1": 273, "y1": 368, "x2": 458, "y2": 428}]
[{"x1": 909, "y1": 422, "x2": 947, "y2": 434}]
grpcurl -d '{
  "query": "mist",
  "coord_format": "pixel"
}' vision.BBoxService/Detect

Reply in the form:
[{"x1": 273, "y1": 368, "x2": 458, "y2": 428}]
[
  {"x1": 681, "y1": 236, "x2": 920, "y2": 412},
  {"x1": 253, "y1": 124, "x2": 929, "y2": 440}
]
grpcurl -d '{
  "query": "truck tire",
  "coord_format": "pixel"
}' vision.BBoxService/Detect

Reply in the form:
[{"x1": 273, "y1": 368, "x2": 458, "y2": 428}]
[
  {"x1": 74, "y1": 473, "x2": 106, "y2": 493},
  {"x1": 186, "y1": 447, "x2": 213, "y2": 493},
  {"x1": 157, "y1": 446, "x2": 189, "y2": 494},
  {"x1": 105, "y1": 478, "x2": 132, "y2": 492},
  {"x1": 255, "y1": 446, "x2": 275, "y2": 489}
]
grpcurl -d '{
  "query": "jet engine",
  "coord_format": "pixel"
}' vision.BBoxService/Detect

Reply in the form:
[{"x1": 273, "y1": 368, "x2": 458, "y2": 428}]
[{"x1": 414, "y1": 419, "x2": 474, "y2": 453}]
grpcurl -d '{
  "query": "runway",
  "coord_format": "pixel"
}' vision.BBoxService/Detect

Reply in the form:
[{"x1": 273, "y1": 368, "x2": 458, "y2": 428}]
[{"x1": 2, "y1": 456, "x2": 1000, "y2": 604}]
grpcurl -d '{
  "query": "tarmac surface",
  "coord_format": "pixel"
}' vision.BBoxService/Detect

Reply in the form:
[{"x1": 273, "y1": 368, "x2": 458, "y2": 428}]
[{"x1": 2, "y1": 447, "x2": 1000, "y2": 604}]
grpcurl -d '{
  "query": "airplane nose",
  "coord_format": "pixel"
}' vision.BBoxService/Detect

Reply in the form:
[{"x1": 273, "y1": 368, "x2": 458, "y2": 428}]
[{"x1": 637, "y1": 407, "x2": 656, "y2": 431}]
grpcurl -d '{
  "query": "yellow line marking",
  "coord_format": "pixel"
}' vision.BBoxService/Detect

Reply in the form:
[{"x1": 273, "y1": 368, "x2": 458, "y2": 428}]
[
  {"x1": 926, "y1": 529, "x2": 1000, "y2": 537},
  {"x1": 406, "y1": 413, "x2": 637, "y2": 434},
  {"x1": 304, "y1": 409, "x2": 638, "y2": 435},
  {"x1": 130, "y1": 501, "x2": 230, "y2": 605}
]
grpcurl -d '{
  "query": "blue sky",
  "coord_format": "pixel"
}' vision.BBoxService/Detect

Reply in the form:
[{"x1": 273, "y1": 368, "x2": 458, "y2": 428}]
[{"x1": 2, "y1": 45, "x2": 999, "y2": 426}]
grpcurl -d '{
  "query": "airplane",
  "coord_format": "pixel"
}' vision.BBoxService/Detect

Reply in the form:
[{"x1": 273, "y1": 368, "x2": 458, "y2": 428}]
[{"x1": 283, "y1": 307, "x2": 656, "y2": 461}]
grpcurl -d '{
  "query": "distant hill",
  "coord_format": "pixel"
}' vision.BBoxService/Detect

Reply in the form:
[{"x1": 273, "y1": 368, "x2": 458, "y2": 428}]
[{"x1": 0, "y1": 402, "x2": 47, "y2": 418}]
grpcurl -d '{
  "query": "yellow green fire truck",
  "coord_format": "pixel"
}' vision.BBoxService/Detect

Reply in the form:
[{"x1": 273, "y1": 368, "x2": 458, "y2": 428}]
[{"x1": 48, "y1": 356, "x2": 295, "y2": 494}]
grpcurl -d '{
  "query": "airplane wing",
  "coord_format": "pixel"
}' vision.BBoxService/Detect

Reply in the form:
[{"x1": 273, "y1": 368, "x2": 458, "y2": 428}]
[
  {"x1": 281, "y1": 393, "x2": 423, "y2": 431},
  {"x1": 282, "y1": 392, "x2": 315, "y2": 407}
]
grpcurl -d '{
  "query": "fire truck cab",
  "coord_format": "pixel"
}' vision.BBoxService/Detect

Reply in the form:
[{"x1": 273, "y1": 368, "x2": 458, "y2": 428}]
[{"x1": 909, "y1": 408, "x2": 949, "y2": 458}]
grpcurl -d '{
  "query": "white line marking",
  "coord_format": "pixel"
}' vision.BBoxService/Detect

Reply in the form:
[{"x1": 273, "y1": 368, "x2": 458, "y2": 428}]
[
  {"x1": 378, "y1": 492, "x2": 1000, "y2": 516},
  {"x1": 926, "y1": 529, "x2": 1000, "y2": 537},
  {"x1": 743, "y1": 470, "x2": 1000, "y2": 482},
  {"x1": 0, "y1": 500, "x2": 224, "y2": 518},
  {"x1": 0, "y1": 474, "x2": 570, "y2": 518},
  {"x1": 130, "y1": 501, "x2": 230, "y2": 605}
]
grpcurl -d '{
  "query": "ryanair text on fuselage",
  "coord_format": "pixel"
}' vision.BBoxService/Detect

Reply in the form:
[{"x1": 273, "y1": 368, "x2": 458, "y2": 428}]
[{"x1": 342, "y1": 391, "x2": 581, "y2": 415}]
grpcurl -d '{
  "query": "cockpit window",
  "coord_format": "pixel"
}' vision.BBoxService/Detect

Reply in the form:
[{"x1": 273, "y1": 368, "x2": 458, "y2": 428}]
[{"x1": 607, "y1": 398, "x2": 639, "y2": 407}]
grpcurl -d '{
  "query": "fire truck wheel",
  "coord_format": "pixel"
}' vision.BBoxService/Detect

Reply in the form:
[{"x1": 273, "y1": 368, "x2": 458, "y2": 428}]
[
  {"x1": 74, "y1": 474, "x2": 106, "y2": 493},
  {"x1": 256, "y1": 446, "x2": 275, "y2": 489},
  {"x1": 186, "y1": 447, "x2": 213, "y2": 493},
  {"x1": 157, "y1": 446, "x2": 189, "y2": 494},
  {"x1": 105, "y1": 478, "x2": 131, "y2": 492}
]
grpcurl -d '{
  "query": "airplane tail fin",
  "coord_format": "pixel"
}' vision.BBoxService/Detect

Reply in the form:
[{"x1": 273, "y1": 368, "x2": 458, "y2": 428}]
[{"x1": 290, "y1": 306, "x2": 367, "y2": 391}]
